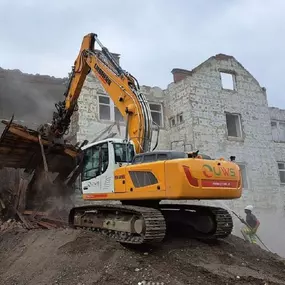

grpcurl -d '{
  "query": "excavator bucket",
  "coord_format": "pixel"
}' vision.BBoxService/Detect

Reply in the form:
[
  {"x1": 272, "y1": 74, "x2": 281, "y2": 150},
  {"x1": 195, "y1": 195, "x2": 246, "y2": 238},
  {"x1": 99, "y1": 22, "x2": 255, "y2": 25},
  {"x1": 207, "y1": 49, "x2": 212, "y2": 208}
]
[{"x1": 0, "y1": 118, "x2": 82, "y2": 212}]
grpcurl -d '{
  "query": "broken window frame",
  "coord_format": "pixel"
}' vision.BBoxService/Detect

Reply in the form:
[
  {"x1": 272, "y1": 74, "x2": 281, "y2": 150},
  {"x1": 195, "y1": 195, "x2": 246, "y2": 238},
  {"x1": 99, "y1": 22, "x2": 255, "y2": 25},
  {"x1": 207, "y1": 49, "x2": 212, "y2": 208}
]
[
  {"x1": 220, "y1": 70, "x2": 236, "y2": 91},
  {"x1": 277, "y1": 162, "x2": 285, "y2": 185},
  {"x1": 271, "y1": 120, "x2": 285, "y2": 142},
  {"x1": 225, "y1": 112, "x2": 243, "y2": 139},
  {"x1": 169, "y1": 116, "x2": 176, "y2": 128},
  {"x1": 177, "y1": 112, "x2": 184, "y2": 124},
  {"x1": 149, "y1": 103, "x2": 164, "y2": 127}
]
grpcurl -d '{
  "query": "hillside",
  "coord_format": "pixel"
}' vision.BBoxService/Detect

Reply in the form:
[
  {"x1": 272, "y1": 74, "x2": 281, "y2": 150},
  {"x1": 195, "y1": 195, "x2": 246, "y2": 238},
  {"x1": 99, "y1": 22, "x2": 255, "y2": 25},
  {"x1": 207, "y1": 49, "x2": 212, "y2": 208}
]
[{"x1": 0, "y1": 228, "x2": 285, "y2": 285}]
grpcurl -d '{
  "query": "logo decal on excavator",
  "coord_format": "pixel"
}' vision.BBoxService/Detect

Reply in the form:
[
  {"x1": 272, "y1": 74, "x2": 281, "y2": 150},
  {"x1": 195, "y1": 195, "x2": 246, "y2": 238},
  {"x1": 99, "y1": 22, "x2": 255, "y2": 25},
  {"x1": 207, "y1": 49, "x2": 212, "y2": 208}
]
[
  {"x1": 202, "y1": 164, "x2": 236, "y2": 178},
  {"x1": 95, "y1": 64, "x2": 112, "y2": 85},
  {"x1": 115, "y1": 174, "x2": 125, "y2": 180}
]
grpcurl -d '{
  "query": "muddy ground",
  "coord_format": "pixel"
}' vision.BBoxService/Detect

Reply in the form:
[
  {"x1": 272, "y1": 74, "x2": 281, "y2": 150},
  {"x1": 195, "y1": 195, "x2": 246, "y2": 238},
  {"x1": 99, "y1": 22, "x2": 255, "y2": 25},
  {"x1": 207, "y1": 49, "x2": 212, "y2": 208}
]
[{"x1": 0, "y1": 228, "x2": 284, "y2": 285}]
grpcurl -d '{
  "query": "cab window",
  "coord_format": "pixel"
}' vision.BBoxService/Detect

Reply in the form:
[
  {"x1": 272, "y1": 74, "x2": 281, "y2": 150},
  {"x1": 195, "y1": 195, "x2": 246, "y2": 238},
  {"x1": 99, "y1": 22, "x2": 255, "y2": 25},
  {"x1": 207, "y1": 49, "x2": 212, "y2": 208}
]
[
  {"x1": 82, "y1": 142, "x2": 109, "y2": 181},
  {"x1": 113, "y1": 143, "x2": 135, "y2": 163}
]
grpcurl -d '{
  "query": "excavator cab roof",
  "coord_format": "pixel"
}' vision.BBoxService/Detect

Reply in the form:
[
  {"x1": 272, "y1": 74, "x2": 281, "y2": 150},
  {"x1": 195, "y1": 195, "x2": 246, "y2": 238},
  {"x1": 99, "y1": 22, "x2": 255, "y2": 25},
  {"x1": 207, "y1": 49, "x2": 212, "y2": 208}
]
[
  {"x1": 132, "y1": 150, "x2": 187, "y2": 164},
  {"x1": 132, "y1": 150, "x2": 213, "y2": 165}
]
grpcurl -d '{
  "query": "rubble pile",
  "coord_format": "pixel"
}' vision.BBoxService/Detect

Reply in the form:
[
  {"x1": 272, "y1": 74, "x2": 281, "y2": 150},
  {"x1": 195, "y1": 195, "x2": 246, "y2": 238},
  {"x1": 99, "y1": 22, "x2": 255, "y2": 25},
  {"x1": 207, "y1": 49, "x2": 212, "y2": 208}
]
[
  {"x1": 0, "y1": 168, "x2": 29, "y2": 215},
  {"x1": 0, "y1": 208, "x2": 69, "y2": 232},
  {"x1": 0, "y1": 218, "x2": 25, "y2": 233},
  {"x1": 0, "y1": 168, "x2": 70, "y2": 232}
]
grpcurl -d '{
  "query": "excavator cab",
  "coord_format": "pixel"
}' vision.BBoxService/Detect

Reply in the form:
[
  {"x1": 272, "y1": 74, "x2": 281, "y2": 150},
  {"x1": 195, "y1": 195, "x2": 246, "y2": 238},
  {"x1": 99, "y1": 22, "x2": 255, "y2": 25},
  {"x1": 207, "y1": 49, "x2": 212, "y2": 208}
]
[{"x1": 81, "y1": 138, "x2": 135, "y2": 197}]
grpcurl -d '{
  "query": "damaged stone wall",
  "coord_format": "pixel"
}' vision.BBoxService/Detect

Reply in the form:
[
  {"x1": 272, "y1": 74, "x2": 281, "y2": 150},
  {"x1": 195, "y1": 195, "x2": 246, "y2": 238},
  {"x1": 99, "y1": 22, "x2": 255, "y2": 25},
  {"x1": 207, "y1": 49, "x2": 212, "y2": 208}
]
[
  {"x1": 165, "y1": 55, "x2": 282, "y2": 211},
  {"x1": 269, "y1": 107, "x2": 285, "y2": 169},
  {"x1": 164, "y1": 55, "x2": 285, "y2": 256},
  {"x1": 71, "y1": 74, "x2": 168, "y2": 148}
]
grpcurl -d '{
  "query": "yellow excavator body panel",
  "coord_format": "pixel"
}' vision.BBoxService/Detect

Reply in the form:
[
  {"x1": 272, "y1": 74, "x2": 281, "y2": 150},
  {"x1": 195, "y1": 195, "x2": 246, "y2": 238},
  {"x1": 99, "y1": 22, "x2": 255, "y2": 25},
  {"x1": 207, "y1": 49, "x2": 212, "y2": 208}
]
[{"x1": 83, "y1": 158, "x2": 241, "y2": 201}]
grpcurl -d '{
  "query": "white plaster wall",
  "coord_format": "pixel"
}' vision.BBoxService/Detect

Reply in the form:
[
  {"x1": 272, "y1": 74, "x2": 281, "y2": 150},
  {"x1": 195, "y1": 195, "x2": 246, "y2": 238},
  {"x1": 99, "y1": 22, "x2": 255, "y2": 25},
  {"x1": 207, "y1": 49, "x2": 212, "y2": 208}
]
[{"x1": 73, "y1": 75, "x2": 168, "y2": 149}]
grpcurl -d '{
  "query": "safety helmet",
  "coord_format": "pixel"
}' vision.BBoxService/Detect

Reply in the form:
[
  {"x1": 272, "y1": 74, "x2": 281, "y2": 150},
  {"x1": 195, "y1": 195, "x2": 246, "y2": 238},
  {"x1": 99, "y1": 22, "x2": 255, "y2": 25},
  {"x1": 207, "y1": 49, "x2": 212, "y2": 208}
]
[{"x1": 244, "y1": 205, "x2": 253, "y2": 211}]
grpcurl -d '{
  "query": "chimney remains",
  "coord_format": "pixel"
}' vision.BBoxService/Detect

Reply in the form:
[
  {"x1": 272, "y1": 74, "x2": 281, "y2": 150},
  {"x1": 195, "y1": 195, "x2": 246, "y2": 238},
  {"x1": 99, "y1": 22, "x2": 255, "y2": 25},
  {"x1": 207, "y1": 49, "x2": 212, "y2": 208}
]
[{"x1": 171, "y1": 68, "x2": 192, "y2": 83}]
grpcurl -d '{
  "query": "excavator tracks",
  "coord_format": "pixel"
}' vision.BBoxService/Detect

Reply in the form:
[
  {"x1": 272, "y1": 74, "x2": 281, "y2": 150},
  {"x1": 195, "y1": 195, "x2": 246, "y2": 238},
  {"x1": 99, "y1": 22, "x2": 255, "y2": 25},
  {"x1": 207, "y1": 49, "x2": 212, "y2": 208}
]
[
  {"x1": 69, "y1": 204, "x2": 166, "y2": 245},
  {"x1": 68, "y1": 203, "x2": 233, "y2": 245},
  {"x1": 159, "y1": 204, "x2": 233, "y2": 240}
]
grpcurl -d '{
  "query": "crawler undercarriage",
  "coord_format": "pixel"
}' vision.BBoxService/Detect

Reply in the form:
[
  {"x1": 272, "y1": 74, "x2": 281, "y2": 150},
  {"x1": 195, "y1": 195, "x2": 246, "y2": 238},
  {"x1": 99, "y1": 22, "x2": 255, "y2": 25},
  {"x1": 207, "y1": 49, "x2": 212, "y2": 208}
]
[{"x1": 68, "y1": 202, "x2": 233, "y2": 245}]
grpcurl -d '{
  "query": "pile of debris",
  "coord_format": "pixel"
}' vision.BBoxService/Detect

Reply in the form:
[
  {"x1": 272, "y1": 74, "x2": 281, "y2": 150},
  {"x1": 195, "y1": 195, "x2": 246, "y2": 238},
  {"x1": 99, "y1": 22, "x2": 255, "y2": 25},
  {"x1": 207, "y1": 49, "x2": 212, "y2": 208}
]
[
  {"x1": 0, "y1": 218, "x2": 24, "y2": 233},
  {"x1": 0, "y1": 207, "x2": 69, "y2": 233},
  {"x1": 0, "y1": 167, "x2": 70, "y2": 233}
]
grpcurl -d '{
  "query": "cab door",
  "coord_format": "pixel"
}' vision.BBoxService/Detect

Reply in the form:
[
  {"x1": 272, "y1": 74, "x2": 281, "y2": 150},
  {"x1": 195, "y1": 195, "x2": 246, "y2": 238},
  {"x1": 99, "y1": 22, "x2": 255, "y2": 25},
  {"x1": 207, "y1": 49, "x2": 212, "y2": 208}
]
[{"x1": 81, "y1": 141, "x2": 113, "y2": 195}]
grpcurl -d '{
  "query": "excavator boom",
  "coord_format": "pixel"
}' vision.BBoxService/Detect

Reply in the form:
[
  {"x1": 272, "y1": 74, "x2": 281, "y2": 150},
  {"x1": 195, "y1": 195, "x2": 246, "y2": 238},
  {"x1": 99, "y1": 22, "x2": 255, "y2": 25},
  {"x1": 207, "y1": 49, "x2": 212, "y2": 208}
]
[{"x1": 48, "y1": 33, "x2": 153, "y2": 154}]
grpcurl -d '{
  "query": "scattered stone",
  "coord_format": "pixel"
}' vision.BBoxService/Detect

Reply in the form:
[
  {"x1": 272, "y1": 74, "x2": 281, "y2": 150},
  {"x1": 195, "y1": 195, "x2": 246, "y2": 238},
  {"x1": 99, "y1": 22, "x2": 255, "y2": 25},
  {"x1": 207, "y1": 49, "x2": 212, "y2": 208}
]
[{"x1": 0, "y1": 217, "x2": 25, "y2": 233}]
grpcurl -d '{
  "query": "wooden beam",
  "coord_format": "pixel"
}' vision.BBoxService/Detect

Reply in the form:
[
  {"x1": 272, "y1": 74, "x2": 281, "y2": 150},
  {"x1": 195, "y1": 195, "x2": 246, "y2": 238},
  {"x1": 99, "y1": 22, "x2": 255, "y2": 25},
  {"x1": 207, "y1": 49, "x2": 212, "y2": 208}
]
[{"x1": 6, "y1": 126, "x2": 78, "y2": 157}]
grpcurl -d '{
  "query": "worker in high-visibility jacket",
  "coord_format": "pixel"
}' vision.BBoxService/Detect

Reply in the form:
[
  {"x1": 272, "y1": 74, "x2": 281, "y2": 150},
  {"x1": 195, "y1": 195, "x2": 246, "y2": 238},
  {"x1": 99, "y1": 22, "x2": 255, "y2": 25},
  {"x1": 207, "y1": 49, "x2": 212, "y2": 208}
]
[{"x1": 240, "y1": 205, "x2": 260, "y2": 244}]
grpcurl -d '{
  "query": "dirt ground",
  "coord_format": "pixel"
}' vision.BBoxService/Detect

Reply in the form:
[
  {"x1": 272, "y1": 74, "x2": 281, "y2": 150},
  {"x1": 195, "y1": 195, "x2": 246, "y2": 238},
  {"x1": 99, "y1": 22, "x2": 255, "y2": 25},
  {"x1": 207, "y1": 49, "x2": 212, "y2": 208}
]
[{"x1": 0, "y1": 228, "x2": 285, "y2": 285}]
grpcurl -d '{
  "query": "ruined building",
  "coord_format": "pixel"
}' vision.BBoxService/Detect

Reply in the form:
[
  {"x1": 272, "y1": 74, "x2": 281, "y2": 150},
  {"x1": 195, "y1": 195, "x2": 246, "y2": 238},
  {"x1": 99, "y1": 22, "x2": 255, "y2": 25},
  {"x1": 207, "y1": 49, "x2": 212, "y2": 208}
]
[
  {"x1": 71, "y1": 54, "x2": 285, "y2": 209},
  {"x1": 69, "y1": 53, "x2": 285, "y2": 255},
  {"x1": 1, "y1": 53, "x2": 284, "y2": 255}
]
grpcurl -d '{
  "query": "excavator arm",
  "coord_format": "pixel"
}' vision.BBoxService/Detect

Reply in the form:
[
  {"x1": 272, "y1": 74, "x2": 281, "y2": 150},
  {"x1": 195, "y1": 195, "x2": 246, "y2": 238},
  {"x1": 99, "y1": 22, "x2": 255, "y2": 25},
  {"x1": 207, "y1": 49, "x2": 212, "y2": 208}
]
[{"x1": 49, "y1": 33, "x2": 153, "y2": 154}]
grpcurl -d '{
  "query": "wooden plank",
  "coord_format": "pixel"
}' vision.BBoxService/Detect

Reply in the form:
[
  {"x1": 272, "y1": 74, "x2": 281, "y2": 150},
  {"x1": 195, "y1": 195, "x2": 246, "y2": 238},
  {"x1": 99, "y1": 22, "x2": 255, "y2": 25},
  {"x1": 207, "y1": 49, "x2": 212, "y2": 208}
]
[
  {"x1": 41, "y1": 217, "x2": 68, "y2": 228},
  {"x1": 13, "y1": 170, "x2": 22, "y2": 210},
  {"x1": 23, "y1": 210, "x2": 49, "y2": 216},
  {"x1": 0, "y1": 199, "x2": 5, "y2": 210},
  {"x1": 15, "y1": 209, "x2": 34, "y2": 229},
  {"x1": 36, "y1": 221, "x2": 57, "y2": 229},
  {"x1": 7, "y1": 126, "x2": 77, "y2": 157},
  {"x1": 17, "y1": 178, "x2": 29, "y2": 212}
]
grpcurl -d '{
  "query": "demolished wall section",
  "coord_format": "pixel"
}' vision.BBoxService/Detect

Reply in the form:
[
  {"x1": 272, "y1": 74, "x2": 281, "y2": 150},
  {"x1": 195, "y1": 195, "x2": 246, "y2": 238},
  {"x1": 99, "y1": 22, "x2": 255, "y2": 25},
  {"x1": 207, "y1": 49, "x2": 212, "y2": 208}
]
[{"x1": 165, "y1": 56, "x2": 281, "y2": 210}]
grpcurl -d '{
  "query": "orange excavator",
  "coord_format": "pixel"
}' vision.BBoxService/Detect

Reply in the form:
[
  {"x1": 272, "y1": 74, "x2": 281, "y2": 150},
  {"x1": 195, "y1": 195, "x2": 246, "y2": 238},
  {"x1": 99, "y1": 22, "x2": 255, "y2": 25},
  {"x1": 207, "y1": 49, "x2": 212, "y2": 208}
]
[{"x1": 1, "y1": 33, "x2": 243, "y2": 245}]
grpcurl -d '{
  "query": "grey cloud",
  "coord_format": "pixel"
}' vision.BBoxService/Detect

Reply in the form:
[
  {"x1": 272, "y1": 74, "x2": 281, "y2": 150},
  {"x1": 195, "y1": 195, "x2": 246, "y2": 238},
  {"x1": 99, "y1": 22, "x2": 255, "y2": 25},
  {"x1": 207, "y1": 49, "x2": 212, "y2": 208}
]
[{"x1": 0, "y1": 0, "x2": 284, "y2": 107}]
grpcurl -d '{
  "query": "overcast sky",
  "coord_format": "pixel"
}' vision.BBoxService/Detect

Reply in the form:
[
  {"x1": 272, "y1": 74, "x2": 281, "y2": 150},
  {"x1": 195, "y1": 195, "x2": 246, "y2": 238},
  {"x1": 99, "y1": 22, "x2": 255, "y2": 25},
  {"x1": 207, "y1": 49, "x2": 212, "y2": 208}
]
[{"x1": 0, "y1": 0, "x2": 284, "y2": 108}]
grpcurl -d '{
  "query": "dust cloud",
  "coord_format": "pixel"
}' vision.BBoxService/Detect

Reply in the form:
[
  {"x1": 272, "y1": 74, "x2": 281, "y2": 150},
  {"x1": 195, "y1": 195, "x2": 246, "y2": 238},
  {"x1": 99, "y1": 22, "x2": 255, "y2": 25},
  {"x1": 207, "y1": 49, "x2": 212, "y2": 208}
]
[
  {"x1": 243, "y1": 210, "x2": 285, "y2": 258},
  {"x1": 0, "y1": 68, "x2": 76, "y2": 221},
  {"x1": 209, "y1": 200, "x2": 285, "y2": 258},
  {"x1": 229, "y1": 205, "x2": 285, "y2": 258},
  {"x1": 30, "y1": 170, "x2": 76, "y2": 220},
  {"x1": 0, "y1": 67, "x2": 67, "y2": 130}
]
